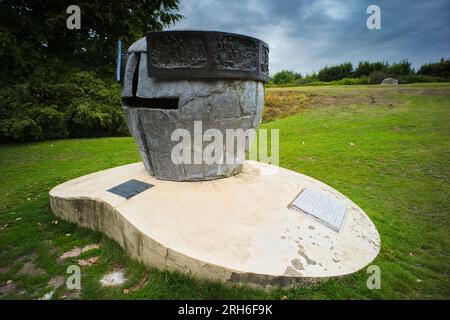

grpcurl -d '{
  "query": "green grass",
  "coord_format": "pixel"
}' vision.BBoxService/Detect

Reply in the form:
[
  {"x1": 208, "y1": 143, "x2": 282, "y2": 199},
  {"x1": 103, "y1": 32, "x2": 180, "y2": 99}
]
[{"x1": 0, "y1": 83, "x2": 449, "y2": 299}]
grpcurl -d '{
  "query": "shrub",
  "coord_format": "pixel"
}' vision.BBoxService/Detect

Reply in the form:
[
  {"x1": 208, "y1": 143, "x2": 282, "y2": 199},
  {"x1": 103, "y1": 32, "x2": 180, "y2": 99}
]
[
  {"x1": 418, "y1": 58, "x2": 450, "y2": 78},
  {"x1": 388, "y1": 59, "x2": 413, "y2": 77},
  {"x1": 354, "y1": 61, "x2": 388, "y2": 77},
  {"x1": 0, "y1": 70, "x2": 128, "y2": 142},
  {"x1": 369, "y1": 70, "x2": 390, "y2": 84},
  {"x1": 270, "y1": 70, "x2": 302, "y2": 85},
  {"x1": 9, "y1": 118, "x2": 42, "y2": 141},
  {"x1": 335, "y1": 77, "x2": 369, "y2": 85},
  {"x1": 397, "y1": 74, "x2": 448, "y2": 84},
  {"x1": 317, "y1": 62, "x2": 353, "y2": 82},
  {"x1": 33, "y1": 106, "x2": 69, "y2": 139},
  {"x1": 68, "y1": 100, "x2": 128, "y2": 138}
]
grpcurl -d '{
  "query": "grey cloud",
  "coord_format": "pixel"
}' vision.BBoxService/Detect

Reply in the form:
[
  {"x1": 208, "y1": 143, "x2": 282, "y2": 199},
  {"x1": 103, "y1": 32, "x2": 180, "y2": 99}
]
[{"x1": 169, "y1": 0, "x2": 450, "y2": 74}]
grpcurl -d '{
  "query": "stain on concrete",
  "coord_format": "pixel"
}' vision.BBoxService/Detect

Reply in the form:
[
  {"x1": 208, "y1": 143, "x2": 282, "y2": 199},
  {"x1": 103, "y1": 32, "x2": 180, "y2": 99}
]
[
  {"x1": 283, "y1": 266, "x2": 302, "y2": 277},
  {"x1": 297, "y1": 245, "x2": 317, "y2": 265},
  {"x1": 291, "y1": 258, "x2": 304, "y2": 271}
]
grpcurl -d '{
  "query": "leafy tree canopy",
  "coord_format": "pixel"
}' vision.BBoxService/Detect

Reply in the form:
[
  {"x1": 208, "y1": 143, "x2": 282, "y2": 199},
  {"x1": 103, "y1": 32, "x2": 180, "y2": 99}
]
[
  {"x1": 0, "y1": 0, "x2": 182, "y2": 82},
  {"x1": 270, "y1": 70, "x2": 302, "y2": 85}
]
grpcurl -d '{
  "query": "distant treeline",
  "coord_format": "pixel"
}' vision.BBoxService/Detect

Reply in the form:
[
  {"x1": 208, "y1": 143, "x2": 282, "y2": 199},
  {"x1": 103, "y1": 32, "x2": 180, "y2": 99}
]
[{"x1": 268, "y1": 58, "x2": 450, "y2": 86}]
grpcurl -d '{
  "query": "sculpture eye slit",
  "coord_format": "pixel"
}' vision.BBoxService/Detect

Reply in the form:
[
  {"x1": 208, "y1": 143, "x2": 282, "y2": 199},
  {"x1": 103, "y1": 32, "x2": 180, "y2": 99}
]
[
  {"x1": 122, "y1": 97, "x2": 179, "y2": 109},
  {"x1": 131, "y1": 53, "x2": 141, "y2": 97}
]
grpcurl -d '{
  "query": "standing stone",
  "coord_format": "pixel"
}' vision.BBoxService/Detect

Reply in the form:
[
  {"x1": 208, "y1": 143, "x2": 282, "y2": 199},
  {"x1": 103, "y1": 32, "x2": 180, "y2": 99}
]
[{"x1": 381, "y1": 78, "x2": 398, "y2": 85}]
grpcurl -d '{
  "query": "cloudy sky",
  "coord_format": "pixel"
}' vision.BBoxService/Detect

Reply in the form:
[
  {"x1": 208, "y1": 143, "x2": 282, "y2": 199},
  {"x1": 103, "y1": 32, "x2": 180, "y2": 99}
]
[{"x1": 168, "y1": 0, "x2": 450, "y2": 75}]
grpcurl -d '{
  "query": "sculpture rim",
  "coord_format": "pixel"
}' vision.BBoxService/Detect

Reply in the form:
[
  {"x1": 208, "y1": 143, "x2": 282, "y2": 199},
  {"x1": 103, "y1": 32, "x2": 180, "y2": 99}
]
[{"x1": 145, "y1": 30, "x2": 270, "y2": 83}]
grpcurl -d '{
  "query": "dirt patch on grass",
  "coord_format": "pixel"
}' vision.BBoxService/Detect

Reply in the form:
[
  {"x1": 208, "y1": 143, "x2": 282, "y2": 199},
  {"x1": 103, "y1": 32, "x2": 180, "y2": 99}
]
[
  {"x1": 0, "y1": 281, "x2": 18, "y2": 296},
  {"x1": 61, "y1": 289, "x2": 81, "y2": 300},
  {"x1": 17, "y1": 261, "x2": 46, "y2": 276},
  {"x1": 0, "y1": 266, "x2": 11, "y2": 274},
  {"x1": 16, "y1": 251, "x2": 46, "y2": 276},
  {"x1": 263, "y1": 91, "x2": 311, "y2": 121},
  {"x1": 263, "y1": 90, "x2": 396, "y2": 122},
  {"x1": 48, "y1": 276, "x2": 65, "y2": 289}
]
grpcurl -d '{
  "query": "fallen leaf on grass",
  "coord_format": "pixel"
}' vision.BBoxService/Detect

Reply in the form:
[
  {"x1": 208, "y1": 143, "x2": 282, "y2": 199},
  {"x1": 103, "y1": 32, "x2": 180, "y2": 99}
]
[
  {"x1": 59, "y1": 244, "x2": 101, "y2": 261},
  {"x1": 59, "y1": 247, "x2": 82, "y2": 260},
  {"x1": 17, "y1": 261, "x2": 46, "y2": 276},
  {"x1": 78, "y1": 256, "x2": 99, "y2": 267}
]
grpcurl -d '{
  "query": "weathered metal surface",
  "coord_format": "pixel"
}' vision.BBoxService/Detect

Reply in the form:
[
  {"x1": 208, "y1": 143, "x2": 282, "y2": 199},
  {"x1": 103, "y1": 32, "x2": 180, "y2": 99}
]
[
  {"x1": 146, "y1": 31, "x2": 269, "y2": 82},
  {"x1": 121, "y1": 33, "x2": 266, "y2": 181},
  {"x1": 107, "y1": 179, "x2": 153, "y2": 199}
]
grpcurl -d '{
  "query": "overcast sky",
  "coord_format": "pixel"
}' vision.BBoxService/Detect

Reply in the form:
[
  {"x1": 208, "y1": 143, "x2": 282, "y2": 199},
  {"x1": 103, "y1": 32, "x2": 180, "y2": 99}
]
[{"x1": 168, "y1": 0, "x2": 450, "y2": 75}]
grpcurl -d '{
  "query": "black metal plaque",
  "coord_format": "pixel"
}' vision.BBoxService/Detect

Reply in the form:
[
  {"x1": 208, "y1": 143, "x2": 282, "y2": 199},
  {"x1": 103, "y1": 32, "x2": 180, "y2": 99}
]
[
  {"x1": 146, "y1": 31, "x2": 269, "y2": 82},
  {"x1": 107, "y1": 179, "x2": 153, "y2": 199}
]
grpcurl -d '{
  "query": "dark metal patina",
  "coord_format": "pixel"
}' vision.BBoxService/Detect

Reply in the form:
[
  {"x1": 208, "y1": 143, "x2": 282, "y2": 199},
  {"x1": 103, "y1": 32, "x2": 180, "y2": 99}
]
[
  {"x1": 107, "y1": 179, "x2": 154, "y2": 199},
  {"x1": 146, "y1": 31, "x2": 269, "y2": 82}
]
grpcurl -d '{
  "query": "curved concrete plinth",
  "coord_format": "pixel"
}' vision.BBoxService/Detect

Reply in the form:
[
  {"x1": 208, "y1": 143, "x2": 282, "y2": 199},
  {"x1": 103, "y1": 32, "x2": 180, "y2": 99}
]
[{"x1": 49, "y1": 161, "x2": 380, "y2": 289}]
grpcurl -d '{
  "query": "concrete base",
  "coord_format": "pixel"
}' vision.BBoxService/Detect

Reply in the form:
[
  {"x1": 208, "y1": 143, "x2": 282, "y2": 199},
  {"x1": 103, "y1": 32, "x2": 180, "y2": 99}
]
[{"x1": 49, "y1": 161, "x2": 380, "y2": 289}]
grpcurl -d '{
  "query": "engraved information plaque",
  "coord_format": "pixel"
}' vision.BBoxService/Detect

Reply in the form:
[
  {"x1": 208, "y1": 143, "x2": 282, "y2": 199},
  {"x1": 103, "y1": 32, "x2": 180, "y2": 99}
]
[
  {"x1": 291, "y1": 188, "x2": 347, "y2": 232},
  {"x1": 107, "y1": 179, "x2": 153, "y2": 199}
]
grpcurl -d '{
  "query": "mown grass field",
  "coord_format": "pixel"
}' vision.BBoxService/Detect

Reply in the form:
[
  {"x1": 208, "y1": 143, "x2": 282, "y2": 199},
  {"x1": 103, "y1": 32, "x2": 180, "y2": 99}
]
[{"x1": 0, "y1": 83, "x2": 449, "y2": 299}]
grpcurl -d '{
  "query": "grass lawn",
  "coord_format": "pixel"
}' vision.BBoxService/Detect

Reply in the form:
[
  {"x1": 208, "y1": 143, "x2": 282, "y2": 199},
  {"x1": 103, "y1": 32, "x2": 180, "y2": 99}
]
[{"x1": 0, "y1": 83, "x2": 449, "y2": 299}]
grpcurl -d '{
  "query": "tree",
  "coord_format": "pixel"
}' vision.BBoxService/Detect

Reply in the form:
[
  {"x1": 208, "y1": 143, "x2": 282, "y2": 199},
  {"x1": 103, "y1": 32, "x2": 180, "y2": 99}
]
[
  {"x1": 0, "y1": 1, "x2": 182, "y2": 142},
  {"x1": 317, "y1": 62, "x2": 353, "y2": 82},
  {"x1": 388, "y1": 59, "x2": 413, "y2": 77},
  {"x1": 418, "y1": 58, "x2": 450, "y2": 78},
  {"x1": 270, "y1": 70, "x2": 302, "y2": 85},
  {"x1": 0, "y1": 0, "x2": 182, "y2": 83},
  {"x1": 354, "y1": 61, "x2": 388, "y2": 77}
]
